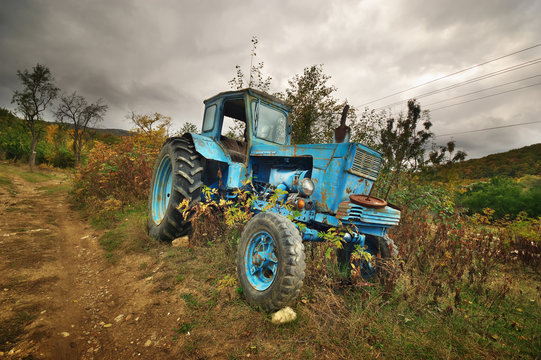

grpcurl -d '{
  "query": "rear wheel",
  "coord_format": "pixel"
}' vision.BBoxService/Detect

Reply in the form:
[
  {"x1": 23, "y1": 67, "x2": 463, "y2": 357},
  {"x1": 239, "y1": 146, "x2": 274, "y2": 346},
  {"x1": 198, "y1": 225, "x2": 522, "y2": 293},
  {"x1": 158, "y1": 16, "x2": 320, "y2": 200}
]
[
  {"x1": 237, "y1": 212, "x2": 306, "y2": 311},
  {"x1": 337, "y1": 235, "x2": 393, "y2": 280},
  {"x1": 148, "y1": 137, "x2": 203, "y2": 241}
]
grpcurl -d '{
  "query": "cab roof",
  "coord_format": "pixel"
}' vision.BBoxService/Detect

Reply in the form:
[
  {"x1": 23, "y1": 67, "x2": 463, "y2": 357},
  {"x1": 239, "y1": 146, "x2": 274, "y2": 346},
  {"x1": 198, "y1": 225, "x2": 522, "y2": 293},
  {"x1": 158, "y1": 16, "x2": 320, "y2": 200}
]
[{"x1": 203, "y1": 88, "x2": 291, "y2": 110}]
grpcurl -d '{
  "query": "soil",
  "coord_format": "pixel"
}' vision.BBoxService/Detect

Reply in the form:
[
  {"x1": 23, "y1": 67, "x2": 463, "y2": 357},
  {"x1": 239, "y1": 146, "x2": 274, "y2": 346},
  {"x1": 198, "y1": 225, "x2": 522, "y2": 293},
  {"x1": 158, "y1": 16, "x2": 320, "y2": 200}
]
[{"x1": 0, "y1": 171, "x2": 196, "y2": 359}]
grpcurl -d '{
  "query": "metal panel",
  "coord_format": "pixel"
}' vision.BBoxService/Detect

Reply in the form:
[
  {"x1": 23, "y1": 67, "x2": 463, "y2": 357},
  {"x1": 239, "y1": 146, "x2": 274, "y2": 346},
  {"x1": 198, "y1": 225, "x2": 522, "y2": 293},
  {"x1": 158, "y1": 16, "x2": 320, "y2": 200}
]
[
  {"x1": 227, "y1": 163, "x2": 246, "y2": 188},
  {"x1": 336, "y1": 202, "x2": 400, "y2": 226},
  {"x1": 190, "y1": 133, "x2": 231, "y2": 163}
]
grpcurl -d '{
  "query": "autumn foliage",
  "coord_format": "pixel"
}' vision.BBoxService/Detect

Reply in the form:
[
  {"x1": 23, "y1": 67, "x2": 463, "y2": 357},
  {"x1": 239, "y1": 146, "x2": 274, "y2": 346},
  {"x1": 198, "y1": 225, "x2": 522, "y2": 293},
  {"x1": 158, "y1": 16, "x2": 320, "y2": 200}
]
[{"x1": 74, "y1": 132, "x2": 163, "y2": 209}]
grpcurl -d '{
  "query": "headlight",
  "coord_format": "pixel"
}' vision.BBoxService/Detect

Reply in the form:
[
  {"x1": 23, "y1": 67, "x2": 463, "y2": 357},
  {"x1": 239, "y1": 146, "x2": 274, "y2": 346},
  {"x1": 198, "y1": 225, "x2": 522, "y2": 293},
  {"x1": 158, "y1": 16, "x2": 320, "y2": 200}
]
[{"x1": 299, "y1": 178, "x2": 314, "y2": 196}]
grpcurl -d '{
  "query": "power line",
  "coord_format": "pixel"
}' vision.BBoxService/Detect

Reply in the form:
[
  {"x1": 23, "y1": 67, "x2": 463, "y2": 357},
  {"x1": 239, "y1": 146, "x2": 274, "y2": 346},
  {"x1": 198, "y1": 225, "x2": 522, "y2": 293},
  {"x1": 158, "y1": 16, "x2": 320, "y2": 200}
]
[
  {"x1": 425, "y1": 74, "x2": 541, "y2": 107},
  {"x1": 360, "y1": 42, "x2": 541, "y2": 106},
  {"x1": 430, "y1": 82, "x2": 541, "y2": 111},
  {"x1": 434, "y1": 120, "x2": 541, "y2": 138},
  {"x1": 373, "y1": 57, "x2": 541, "y2": 110}
]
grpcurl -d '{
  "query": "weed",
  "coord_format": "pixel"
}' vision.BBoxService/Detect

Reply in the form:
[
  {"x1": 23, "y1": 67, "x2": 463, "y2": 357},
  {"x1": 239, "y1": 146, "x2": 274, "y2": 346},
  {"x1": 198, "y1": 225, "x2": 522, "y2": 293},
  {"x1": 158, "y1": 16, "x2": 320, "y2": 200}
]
[
  {"x1": 175, "y1": 268, "x2": 185, "y2": 283},
  {"x1": 182, "y1": 293, "x2": 198, "y2": 310},
  {"x1": 98, "y1": 228, "x2": 125, "y2": 262},
  {"x1": 174, "y1": 322, "x2": 195, "y2": 334}
]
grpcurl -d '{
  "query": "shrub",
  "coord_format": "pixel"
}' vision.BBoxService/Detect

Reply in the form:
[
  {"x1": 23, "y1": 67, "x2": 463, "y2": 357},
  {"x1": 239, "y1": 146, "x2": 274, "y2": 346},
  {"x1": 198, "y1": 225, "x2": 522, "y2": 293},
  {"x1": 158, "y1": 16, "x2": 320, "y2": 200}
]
[
  {"x1": 457, "y1": 176, "x2": 541, "y2": 219},
  {"x1": 74, "y1": 132, "x2": 163, "y2": 210}
]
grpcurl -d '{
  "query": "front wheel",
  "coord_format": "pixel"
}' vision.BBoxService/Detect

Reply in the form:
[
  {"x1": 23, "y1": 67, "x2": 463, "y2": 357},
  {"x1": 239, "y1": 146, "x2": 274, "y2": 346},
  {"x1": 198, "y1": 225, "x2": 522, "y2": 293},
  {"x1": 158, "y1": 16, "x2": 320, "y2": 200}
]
[{"x1": 237, "y1": 212, "x2": 306, "y2": 311}]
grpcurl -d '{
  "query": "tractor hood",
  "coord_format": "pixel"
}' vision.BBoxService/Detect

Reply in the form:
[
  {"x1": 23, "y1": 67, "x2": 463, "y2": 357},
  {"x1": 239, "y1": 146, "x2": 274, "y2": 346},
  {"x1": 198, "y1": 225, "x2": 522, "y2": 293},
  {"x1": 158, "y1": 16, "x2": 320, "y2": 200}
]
[{"x1": 250, "y1": 142, "x2": 383, "y2": 214}]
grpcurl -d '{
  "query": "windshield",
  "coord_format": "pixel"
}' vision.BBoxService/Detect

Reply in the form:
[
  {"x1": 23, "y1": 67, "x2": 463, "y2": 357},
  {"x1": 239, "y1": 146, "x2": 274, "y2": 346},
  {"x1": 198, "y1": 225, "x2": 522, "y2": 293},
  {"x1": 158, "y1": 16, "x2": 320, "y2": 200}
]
[{"x1": 251, "y1": 101, "x2": 287, "y2": 144}]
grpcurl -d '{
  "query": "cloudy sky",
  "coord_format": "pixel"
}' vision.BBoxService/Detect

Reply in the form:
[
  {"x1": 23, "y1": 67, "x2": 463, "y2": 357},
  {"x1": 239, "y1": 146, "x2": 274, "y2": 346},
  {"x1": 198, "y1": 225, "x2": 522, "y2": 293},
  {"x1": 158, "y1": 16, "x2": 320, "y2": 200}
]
[{"x1": 1, "y1": 0, "x2": 540, "y2": 159}]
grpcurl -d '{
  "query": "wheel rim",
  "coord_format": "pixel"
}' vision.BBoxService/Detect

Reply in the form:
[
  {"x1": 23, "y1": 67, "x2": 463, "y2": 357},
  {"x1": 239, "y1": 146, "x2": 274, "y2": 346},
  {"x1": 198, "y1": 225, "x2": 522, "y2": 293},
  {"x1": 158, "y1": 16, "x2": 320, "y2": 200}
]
[
  {"x1": 151, "y1": 154, "x2": 173, "y2": 225},
  {"x1": 245, "y1": 231, "x2": 278, "y2": 291}
]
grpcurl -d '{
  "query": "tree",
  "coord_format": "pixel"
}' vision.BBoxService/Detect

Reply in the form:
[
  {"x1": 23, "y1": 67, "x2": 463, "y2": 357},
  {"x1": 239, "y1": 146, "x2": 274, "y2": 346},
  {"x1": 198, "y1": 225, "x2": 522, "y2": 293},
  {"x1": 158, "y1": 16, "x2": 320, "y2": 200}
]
[
  {"x1": 129, "y1": 111, "x2": 171, "y2": 137},
  {"x1": 55, "y1": 91, "x2": 108, "y2": 167},
  {"x1": 284, "y1": 64, "x2": 348, "y2": 144},
  {"x1": 349, "y1": 107, "x2": 387, "y2": 149},
  {"x1": 378, "y1": 99, "x2": 433, "y2": 199},
  {"x1": 11, "y1": 63, "x2": 59, "y2": 171},
  {"x1": 177, "y1": 121, "x2": 198, "y2": 135},
  {"x1": 428, "y1": 141, "x2": 467, "y2": 165},
  {"x1": 229, "y1": 36, "x2": 272, "y2": 92}
]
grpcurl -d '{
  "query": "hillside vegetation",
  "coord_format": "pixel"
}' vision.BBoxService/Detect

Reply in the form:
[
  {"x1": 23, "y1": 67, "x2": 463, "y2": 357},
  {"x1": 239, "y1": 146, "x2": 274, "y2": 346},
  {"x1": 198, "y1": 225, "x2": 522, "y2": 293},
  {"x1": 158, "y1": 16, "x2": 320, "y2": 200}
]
[
  {"x1": 443, "y1": 143, "x2": 541, "y2": 179},
  {"x1": 0, "y1": 107, "x2": 128, "y2": 167}
]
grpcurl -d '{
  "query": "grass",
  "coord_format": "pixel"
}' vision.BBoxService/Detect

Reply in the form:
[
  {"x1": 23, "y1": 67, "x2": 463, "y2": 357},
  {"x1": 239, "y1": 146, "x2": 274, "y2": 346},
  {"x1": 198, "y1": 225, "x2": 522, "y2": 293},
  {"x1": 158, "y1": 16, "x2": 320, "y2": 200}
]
[
  {"x1": 18, "y1": 171, "x2": 56, "y2": 183},
  {"x1": 98, "y1": 228, "x2": 125, "y2": 263},
  {"x1": 36, "y1": 183, "x2": 71, "y2": 195},
  {"x1": 87, "y1": 203, "x2": 541, "y2": 359},
  {"x1": 0, "y1": 173, "x2": 17, "y2": 195},
  {"x1": 0, "y1": 307, "x2": 39, "y2": 352},
  {"x1": 94, "y1": 202, "x2": 158, "y2": 262},
  {"x1": 0, "y1": 162, "x2": 63, "y2": 185}
]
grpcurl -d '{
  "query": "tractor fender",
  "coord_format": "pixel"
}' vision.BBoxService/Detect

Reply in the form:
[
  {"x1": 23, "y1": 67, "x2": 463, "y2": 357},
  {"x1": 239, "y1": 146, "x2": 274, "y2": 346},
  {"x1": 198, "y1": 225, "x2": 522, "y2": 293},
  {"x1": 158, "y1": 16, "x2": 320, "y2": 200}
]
[{"x1": 183, "y1": 133, "x2": 231, "y2": 163}]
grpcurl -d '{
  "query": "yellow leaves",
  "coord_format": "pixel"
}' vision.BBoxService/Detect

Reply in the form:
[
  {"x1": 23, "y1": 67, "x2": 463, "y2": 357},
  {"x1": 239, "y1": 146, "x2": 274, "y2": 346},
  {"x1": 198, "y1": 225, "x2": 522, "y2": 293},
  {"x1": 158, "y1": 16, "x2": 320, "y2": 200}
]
[
  {"x1": 103, "y1": 197, "x2": 122, "y2": 211},
  {"x1": 217, "y1": 274, "x2": 237, "y2": 289},
  {"x1": 130, "y1": 112, "x2": 172, "y2": 136},
  {"x1": 44, "y1": 123, "x2": 58, "y2": 143},
  {"x1": 219, "y1": 199, "x2": 232, "y2": 207},
  {"x1": 74, "y1": 132, "x2": 164, "y2": 207},
  {"x1": 483, "y1": 208, "x2": 495, "y2": 217}
]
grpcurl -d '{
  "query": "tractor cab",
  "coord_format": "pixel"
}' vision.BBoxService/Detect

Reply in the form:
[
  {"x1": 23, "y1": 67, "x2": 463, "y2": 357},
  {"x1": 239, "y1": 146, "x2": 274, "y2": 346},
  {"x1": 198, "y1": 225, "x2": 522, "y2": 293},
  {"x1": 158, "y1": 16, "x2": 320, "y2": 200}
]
[{"x1": 199, "y1": 88, "x2": 291, "y2": 164}]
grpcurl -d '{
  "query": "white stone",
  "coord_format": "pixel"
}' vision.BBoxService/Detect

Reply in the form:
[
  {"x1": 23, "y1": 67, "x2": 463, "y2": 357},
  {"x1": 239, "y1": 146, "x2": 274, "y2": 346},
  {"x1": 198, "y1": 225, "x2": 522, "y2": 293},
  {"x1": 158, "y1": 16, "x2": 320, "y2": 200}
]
[
  {"x1": 172, "y1": 236, "x2": 189, "y2": 247},
  {"x1": 271, "y1": 307, "x2": 297, "y2": 324}
]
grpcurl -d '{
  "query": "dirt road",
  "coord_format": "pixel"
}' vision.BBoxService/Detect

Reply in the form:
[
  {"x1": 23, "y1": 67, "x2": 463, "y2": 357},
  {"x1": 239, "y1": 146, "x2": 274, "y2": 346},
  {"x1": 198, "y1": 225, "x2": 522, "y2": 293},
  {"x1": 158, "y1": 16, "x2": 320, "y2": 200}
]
[{"x1": 0, "y1": 170, "x2": 191, "y2": 359}]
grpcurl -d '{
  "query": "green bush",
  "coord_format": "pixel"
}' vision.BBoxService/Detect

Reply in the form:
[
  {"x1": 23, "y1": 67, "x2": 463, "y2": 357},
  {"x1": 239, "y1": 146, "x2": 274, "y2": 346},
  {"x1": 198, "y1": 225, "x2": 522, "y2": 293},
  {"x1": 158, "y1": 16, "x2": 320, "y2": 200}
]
[{"x1": 457, "y1": 176, "x2": 541, "y2": 219}]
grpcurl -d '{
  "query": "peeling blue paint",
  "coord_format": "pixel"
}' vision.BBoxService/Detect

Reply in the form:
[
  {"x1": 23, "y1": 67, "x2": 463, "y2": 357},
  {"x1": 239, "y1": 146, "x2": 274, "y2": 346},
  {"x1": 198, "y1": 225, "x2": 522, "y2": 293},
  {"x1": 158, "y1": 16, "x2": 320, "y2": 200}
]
[{"x1": 180, "y1": 88, "x2": 400, "y2": 245}]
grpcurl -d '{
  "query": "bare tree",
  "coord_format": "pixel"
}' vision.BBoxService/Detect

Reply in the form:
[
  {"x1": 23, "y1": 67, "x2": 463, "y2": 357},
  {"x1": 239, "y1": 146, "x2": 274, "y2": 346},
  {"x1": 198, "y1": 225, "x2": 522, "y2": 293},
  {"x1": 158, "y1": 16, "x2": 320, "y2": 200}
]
[
  {"x1": 128, "y1": 111, "x2": 171, "y2": 136},
  {"x1": 229, "y1": 36, "x2": 272, "y2": 92},
  {"x1": 11, "y1": 63, "x2": 59, "y2": 171},
  {"x1": 55, "y1": 92, "x2": 108, "y2": 167}
]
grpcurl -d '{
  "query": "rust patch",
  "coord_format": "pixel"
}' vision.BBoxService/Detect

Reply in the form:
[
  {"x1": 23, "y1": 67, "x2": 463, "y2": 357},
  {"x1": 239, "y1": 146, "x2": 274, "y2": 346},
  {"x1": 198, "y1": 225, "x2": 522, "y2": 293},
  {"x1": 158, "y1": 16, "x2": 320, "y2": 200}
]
[
  {"x1": 336, "y1": 202, "x2": 351, "y2": 219},
  {"x1": 320, "y1": 189, "x2": 328, "y2": 203}
]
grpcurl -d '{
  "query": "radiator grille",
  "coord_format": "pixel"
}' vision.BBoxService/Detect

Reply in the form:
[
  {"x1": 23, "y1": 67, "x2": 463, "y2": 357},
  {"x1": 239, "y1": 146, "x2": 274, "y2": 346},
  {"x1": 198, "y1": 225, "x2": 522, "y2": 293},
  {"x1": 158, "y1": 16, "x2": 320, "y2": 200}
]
[{"x1": 350, "y1": 150, "x2": 381, "y2": 180}]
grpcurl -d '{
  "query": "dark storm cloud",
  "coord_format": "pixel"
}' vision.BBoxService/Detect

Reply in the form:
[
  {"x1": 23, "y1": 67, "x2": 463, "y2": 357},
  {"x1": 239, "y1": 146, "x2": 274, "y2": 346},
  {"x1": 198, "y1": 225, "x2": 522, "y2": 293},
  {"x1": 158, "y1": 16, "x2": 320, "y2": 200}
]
[{"x1": 1, "y1": 0, "x2": 540, "y2": 157}]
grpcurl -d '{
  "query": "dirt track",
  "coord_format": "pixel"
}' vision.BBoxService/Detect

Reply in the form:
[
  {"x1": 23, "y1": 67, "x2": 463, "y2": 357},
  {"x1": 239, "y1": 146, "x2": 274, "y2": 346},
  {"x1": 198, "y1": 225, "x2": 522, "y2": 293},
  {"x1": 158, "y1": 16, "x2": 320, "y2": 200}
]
[{"x1": 0, "y1": 171, "x2": 193, "y2": 359}]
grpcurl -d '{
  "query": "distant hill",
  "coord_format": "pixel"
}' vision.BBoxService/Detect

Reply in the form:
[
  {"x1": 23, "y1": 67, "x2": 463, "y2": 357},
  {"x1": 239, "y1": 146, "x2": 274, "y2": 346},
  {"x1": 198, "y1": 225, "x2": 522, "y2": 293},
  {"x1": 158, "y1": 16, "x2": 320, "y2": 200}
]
[
  {"x1": 87, "y1": 127, "x2": 131, "y2": 137},
  {"x1": 448, "y1": 143, "x2": 541, "y2": 179}
]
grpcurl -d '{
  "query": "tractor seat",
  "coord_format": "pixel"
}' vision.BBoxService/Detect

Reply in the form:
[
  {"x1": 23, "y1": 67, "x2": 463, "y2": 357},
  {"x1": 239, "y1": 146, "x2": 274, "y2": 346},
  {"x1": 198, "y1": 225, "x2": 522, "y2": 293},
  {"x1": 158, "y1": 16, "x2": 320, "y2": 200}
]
[{"x1": 220, "y1": 136, "x2": 247, "y2": 163}]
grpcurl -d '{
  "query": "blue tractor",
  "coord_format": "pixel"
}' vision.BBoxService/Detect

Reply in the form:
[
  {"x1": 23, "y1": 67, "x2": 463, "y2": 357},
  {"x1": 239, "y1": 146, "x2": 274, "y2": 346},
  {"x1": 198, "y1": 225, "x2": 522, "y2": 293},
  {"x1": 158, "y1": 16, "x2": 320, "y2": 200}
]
[{"x1": 148, "y1": 88, "x2": 400, "y2": 311}]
